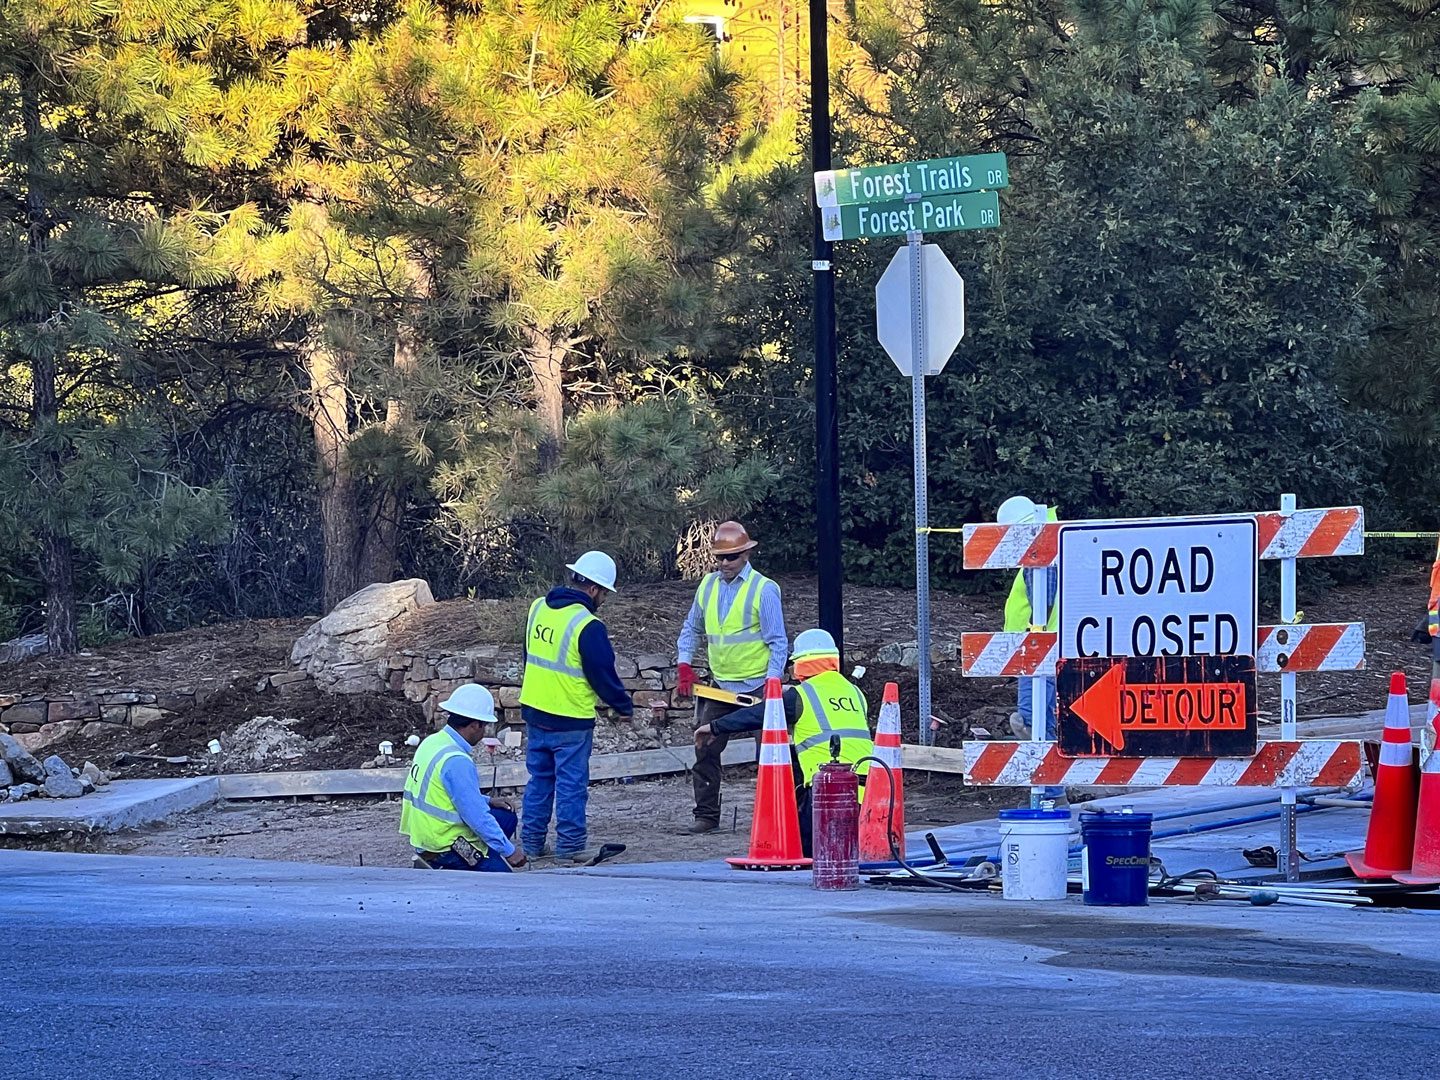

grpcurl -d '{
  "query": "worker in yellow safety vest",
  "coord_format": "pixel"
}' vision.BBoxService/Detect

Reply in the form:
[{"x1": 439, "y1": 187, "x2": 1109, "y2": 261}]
[
  {"x1": 696, "y1": 628, "x2": 872, "y2": 856},
  {"x1": 675, "y1": 521, "x2": 788, "y2": 834},
  {"x1": 519, "y1": 550, "x2": 634, "y2": 864},
  {"x1": 998, "y1": 495, "x2": 1059, "y2": 740},
  {"x1": 402, "y1": 684, "x2": 526, "y2": 871}
]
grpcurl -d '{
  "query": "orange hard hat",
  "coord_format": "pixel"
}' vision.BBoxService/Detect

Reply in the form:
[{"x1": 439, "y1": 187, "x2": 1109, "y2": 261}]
[{"x1": 711, "y1": 521, "x2": 758, "y2": 555}]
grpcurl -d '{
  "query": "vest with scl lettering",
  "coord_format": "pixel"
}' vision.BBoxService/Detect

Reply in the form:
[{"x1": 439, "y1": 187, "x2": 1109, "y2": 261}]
[
  {"x1": 399, "y1": 729, "x2": 486, "y2": 855},
  {"x1": 698, "y1": 570, "x2": 777, "y2": 683},
  {"x1": 793, "y1": 670, "x2": 874, "y2": 786},
  {"x1": 519, "y1": 598, "x2": 600, "y2": 719}
]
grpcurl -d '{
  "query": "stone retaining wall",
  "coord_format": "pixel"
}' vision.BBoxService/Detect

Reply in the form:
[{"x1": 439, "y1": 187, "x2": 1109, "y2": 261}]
[{"x1": 0, "y1": 684, "x2": 224, "y2": 753}]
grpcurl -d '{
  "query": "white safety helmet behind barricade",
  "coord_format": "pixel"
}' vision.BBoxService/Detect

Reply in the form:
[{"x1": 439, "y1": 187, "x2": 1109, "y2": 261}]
[
  {"x1": 996, "y1": 495, "x2": 1039, "y2": 526},
  {"x1": 791, "y1": 628, "x2": 840, "y2": 662},
  {"x1": 438, "y1": 683, "x2": 497, "y2": 724},
  {"x1": 565, "y1": 550, "x2": 618, "y2": 592}
]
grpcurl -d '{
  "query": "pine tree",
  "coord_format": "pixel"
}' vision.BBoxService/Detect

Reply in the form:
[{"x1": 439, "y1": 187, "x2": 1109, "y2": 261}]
[{"x1": 0, "y1": 0, "x2": 292, "y2": 650}]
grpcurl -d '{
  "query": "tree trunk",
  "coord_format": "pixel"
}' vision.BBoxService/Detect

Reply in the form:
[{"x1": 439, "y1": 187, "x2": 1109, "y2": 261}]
[
  {"x1": 357, "y1": 318, "x2": 420, "y2": 586},
  {"x1": 526, "y1": 327, "x2": 567, "y2": 464},
  {"x1": 306, "y1": 338, "x2": 361, "y2": 613},
  {"x1": 21, "y1": 63, "x2": 78, "y2": 655},
  {"x1": 359, "y1": 267, "x2": 429, "y2": 587}
]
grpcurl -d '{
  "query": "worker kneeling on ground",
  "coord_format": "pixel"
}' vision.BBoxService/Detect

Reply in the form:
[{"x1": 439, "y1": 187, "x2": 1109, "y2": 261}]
[
  {"x1": 695, "y1": 628, "x2": 873, "y2": 856},
  {"x1": 402, "y1": 684, "x2": 526, "y2": 872}
]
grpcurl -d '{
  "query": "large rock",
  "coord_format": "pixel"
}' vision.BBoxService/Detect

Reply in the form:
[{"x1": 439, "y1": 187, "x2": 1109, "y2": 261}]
[
  {"x1": 0, "y1": 702, "x2": 45, "y2": 728},
  {"x1": 0, "y1": 733, "x2": 47, "y2": 784},
  {"x1": 290, "y1": 579, "x2": 434, "y2": 693},
  {"x1": 42, "y1": 771, "x2": 84, "y2": 798},
  {"x1": 0, "y1": 633, "x2": 47, "y2": 665},
  {"x1": 14, "y1": 720, "x2": 82, "y2": 754},
  {"x1": 0, "y1": 761, "x2": 12, "y2": 787}
]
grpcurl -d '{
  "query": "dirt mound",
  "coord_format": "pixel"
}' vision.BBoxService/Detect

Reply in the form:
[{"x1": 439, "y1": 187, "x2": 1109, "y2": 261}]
[
  {"x1": 388, "y1": 575, "x2": 1001, "y2": 657},
  {"x1": 0, "y1": 618, "x2": 312, "y2": 699}
]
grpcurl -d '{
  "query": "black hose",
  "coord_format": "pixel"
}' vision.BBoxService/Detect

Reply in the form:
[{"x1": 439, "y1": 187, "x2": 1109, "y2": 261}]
[{"x1": 853, "y1": 754, "x2": 987, "y2": 895}]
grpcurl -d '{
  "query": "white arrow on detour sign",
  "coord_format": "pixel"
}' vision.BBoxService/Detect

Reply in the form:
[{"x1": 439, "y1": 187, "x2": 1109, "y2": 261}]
[{"x1": 875, "y1": 243, "x2": 965, "y2": 376}]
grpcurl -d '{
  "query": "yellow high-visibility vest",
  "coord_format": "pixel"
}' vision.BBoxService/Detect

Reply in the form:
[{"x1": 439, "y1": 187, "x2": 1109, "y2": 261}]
[
  {"x1": 1003, "y1": 507, "x2": 1060, "y2": 633},
  {"x1": 519, "y1": 598, "x2": 600, "y2": 719},
  {"x1": 699, "y1": 570, "x2": 776, "y2": 683},
  {"x1": 793, "y1": 670, "x2": 873, "y2": 787},
  {"x1": 399, "y1": 729, "x2": 486, "y2": 855}
]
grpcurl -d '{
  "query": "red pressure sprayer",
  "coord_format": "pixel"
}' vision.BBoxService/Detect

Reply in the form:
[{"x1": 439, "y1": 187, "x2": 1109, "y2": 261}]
[{"x1": 812, "y1": 736, "x2": 861, "y2": 891}]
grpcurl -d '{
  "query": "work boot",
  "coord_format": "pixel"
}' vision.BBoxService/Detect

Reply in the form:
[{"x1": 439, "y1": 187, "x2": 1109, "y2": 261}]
[
  {"x1": 1008, "y1": 711, "x2": 1031, "y2": 739},
  {"x1": 688, "y1": 819, "x2": 719, "y2": 834},
  {"x1": 559, "y1": 848, "x2": 600, "y2": 865}
]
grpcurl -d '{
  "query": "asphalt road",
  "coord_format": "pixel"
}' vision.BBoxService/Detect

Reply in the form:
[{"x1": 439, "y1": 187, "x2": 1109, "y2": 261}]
[{"x1": 3, "y1": 850, "x2": 1437, "y2": 1080}]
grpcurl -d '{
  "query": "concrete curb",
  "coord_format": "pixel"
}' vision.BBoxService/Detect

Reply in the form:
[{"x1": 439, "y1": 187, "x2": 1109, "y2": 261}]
[{"x1": 0, "y1": 777, "x2": 220, "y2": 836}]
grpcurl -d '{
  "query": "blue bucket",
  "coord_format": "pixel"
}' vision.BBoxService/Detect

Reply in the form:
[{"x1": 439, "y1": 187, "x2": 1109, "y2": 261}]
[{"x1": 1080, "y1": 809, "x2": 1153, "y2": 906}]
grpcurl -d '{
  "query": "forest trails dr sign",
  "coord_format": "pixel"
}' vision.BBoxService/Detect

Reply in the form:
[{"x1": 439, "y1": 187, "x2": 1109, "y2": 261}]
[
  {"x1": 1055, "y1": 518, "x2": 1259, "y2": 758},
  {"x1": 813, "y1": 153, "x2": 1009, "y2": 242}
]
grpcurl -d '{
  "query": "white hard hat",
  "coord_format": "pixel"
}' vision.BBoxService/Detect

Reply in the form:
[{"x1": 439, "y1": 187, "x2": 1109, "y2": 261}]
[
  {"x1": 791, "y1": 628, "x2": 840, "y2": 661},
  {"x1": 565, "y1": 550, "x2": 618, "y2": 592},
  {"x1": 438, "y1": 683, "x2": 497, "y2": 723},
  {"x1": 996, "y1": 495, "x2": 1039, "y2": 525}
]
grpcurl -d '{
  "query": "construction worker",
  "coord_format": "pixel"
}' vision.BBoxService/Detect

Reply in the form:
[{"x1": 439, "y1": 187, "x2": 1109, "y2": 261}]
[
  {"x1": 998, "y1": 494, "x2": 1065, "y2": 809},
  {"x1": 519, "y1": 550, "x2": 634, "y2": 863},
  {"x1": 695, "y1": 628, "x2": 872, "y2": 856},
  {"x1": 999, "y1": 495, "x2": 1059, "y2": 740},
  {"x1": 402, "y1": 684, "x2": 526, "y2": 871},
  {"x1": 675, "y1": 520, "x2": 788, "y2": 834}
]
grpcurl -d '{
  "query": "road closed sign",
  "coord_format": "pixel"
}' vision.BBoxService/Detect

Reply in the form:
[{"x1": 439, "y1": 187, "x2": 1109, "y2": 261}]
[{"x1": 1055, "y1": 518, "x2": 1258, "y2": 757}]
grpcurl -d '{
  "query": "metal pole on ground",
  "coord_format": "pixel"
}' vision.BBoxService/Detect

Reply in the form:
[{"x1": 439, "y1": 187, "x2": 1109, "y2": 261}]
[
  {"x1": 1279, "y1": 492, "x2": 1300, "y2": 881},
  {"x1": 907, "y1": 227, "x2": 933, "y2": 746},
  {"x1": 809, "y1": 0, "x2": 843, "y2": 658}
]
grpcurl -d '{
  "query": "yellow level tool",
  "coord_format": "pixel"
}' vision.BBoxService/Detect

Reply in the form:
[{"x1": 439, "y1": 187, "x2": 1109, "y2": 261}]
[{"x1": 691, "y1": 684, "x2": 763, "y2": 707}]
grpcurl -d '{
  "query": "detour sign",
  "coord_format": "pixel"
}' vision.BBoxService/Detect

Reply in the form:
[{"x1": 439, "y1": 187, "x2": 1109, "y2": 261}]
[{"x1": 1056, "y1": 655, "x2": 1257, "y2": 758}]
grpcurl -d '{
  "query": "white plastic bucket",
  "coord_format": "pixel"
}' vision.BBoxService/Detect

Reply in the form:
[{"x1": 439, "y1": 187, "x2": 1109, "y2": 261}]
[{"x1": 998, "y1": 809, "x2": 1071, "y2": 901}]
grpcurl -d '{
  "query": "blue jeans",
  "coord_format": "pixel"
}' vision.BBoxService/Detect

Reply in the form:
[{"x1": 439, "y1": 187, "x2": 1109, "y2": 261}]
[
  {"x1": 424, "y1": 808, "x2": 518, "y2": 872},
  {"x1": 522, "y1": 726, "x2": 594, "y2": 857},
  {"x1": 1018, "y1": 677, "x2": 1064, "y2": 802}
]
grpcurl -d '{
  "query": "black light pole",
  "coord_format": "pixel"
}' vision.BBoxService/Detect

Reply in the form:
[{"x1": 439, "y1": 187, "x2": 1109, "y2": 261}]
[{"x1": 810, "y1": 0, "x2": 843, "y2": 656}]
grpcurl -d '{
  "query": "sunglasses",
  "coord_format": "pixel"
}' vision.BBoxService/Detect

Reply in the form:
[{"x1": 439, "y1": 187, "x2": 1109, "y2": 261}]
[{"x1": 714, "y1": 552, "x2": 745, "y2": 563}]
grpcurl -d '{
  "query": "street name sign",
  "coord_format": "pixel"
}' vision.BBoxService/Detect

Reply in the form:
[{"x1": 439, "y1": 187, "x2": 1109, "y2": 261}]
[
  {"x1": 814, "y1": 153, "x2": 1009, "y2": 207},
  {"x1": 821, "y1": 190, "x2": 1000, "y2": 242},
  {"x1": 875, "y1": 244, "x2": 964, "y2": 376},
  {"x1": 1055, "y1": 518, "x2": 1258, "y2": 757}
]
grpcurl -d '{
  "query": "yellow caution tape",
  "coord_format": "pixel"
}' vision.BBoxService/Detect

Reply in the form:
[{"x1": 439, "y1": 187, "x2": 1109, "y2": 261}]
[{"x1": 921, "y1": 527, "x2": 1439, "y2": 538}]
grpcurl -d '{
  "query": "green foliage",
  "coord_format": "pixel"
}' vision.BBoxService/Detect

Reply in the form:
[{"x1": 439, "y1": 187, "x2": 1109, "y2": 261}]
[
  {"x1": 435, "y1": 398, "x2": 776, "y2": 579},
  {"x1": 737, "y1": 0, "x2": 1384, "y2": 585}
]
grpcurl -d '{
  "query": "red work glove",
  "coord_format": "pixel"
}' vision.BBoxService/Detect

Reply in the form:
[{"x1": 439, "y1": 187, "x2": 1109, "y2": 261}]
[{"x1": 677, "y1": 662, "x2": 696, "y2": 698}]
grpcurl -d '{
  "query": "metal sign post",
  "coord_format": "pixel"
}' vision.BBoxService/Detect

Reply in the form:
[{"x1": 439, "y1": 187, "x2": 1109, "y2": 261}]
[
  {"x1": 906, "y1": 225, "x2": 933, "y2": 746},
  {"x1": 1029, "y1": 507, "x2": 1050, "y2": 807},
  {"x1": 816, "y1": 152, "x2": 1005, "y2": 748},
  {"x1": 1279, "y1": 493, "x2": 1300, "y2": 881}
]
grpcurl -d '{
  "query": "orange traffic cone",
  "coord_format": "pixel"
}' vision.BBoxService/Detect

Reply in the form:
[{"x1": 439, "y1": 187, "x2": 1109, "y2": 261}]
[
  {"x1": 727, "y1": 677, "x2": 812, "y2": 871},
  {"x1": 1397, "y1": 751, "x2": 1440, "y2": 885},
  {"x1": 1345, "y1": 672, "x2": 1419, "y2": 879},
  {"x1": 859, "y1": 682, "x2": 905, "y2": 863}
]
